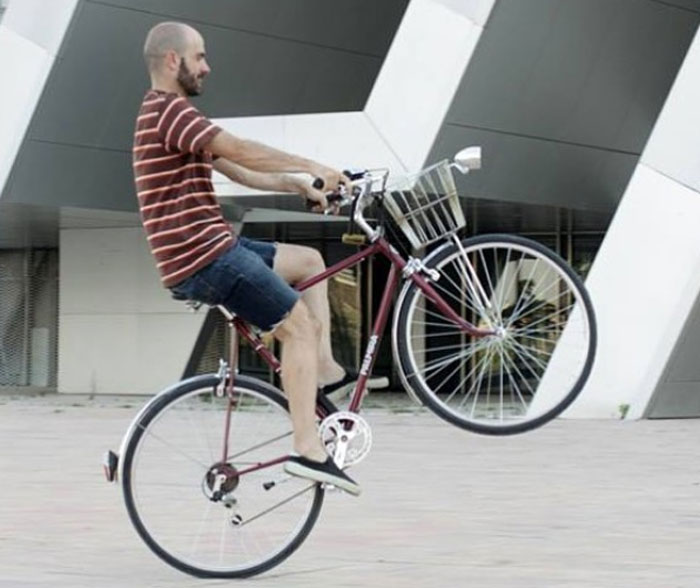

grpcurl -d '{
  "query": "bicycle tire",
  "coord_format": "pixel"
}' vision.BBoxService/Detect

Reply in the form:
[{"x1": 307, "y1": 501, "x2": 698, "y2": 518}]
[
  {"x1": 394, "y1": 234, "x2": 596, "y2": 435},
  {"x1": 120, "y1": 374, "x2": 324, "y2": 578}
]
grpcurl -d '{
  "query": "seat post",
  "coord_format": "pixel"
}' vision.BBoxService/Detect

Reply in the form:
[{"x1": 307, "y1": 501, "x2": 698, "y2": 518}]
[{"x1": 216, "y1": 306, "x2": 239, "y2": 397}]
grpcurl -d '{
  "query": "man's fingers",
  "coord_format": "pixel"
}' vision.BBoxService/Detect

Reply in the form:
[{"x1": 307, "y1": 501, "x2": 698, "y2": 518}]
[{"x1": 307, "y1": 188, "x2": 328, "y2": 212}]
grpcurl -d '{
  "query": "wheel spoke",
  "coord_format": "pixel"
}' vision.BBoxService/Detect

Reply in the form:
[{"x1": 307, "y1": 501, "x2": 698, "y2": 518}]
[
  {"x1": 238, "y1": 484, "x2": 317, "y2": 528},
  {"x1": 509, "y1": 301, "x2": 576, "y2": 332},
  {"x1": 441, "y1": 344, "x2": 494, "y2": 404},
  {"x1": 499, "y1": 348, "x2": 531, "y2": 410},
  {"x1": 505, "y1": 337, "x2": 549, "y2": 375},
  {"x1": 227, "y1": 431, "x2": 293, "y2": 463},
  {"x1": 139, "y1": 424, "x2": 210, "y2": 469},
  {"x1": 408, "y1": 340, "x2": 485, "y2": 355},
  {"x1": 506, "y1": 254, "x2": 542, "y2": 321},
  {"x1": 429, "y1": 271, "x2": 484, "y2": 317}
]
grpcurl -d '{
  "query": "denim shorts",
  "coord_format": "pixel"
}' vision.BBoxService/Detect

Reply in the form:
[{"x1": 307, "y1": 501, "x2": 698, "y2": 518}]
[{"x1": 169, "y1": 237, "x2": 300, "y2": 331}]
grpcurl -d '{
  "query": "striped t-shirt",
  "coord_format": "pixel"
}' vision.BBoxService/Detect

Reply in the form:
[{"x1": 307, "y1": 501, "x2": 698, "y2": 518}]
[{"x1": 132, "y1": 90, "x2": 235, "y2": 287}]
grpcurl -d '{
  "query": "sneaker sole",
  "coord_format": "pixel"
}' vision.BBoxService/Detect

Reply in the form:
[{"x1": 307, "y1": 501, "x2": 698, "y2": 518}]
[{"x1": 284, "y1": 461, "x2": 361, "y2": 496}]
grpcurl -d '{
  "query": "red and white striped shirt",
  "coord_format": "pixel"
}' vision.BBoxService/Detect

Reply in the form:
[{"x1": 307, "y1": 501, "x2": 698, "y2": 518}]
[{"x1": 132, "y1": 90, "x2": 234, "y2": 287}]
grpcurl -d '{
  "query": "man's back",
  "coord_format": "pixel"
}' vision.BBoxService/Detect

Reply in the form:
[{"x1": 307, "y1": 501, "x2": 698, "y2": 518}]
[{"x1": 132, "y1": 90, "x2": 232, "y2": 287}]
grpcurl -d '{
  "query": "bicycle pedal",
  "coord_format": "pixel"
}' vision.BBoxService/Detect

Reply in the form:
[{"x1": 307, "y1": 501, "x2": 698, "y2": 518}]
[
  {"x1": 342, "y1": 233, "x2": 366, "y2": 246},
  {"x1": 262, "y1": 475, "x2": 295, "y2": 491},
  {"x1": 103, "y1": 450, "x2": 119, "y2": 483}
]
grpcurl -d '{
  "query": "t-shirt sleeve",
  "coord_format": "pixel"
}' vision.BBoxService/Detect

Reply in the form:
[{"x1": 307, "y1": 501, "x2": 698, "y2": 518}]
[{"x1": 157, "y1": 95, "x2": 221, "y2": 154}]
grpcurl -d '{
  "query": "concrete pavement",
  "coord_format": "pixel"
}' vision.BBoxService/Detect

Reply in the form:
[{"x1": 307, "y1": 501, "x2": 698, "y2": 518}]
[{"x1": 1, "y1": 392, "x2": 699, "y2": 587}]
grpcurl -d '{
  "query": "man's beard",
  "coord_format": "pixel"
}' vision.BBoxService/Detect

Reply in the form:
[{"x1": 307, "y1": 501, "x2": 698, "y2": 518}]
[{"x1": 177, "y1": 58, "x2": 203, "y2": 96}]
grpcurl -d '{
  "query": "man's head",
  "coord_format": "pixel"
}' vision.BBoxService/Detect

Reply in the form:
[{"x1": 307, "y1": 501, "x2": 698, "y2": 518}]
[{"x1": 143, "y1": 22, "x2": 211, "y2": 96}]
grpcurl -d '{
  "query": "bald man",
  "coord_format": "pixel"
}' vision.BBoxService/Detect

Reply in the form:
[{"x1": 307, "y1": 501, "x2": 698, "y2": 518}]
[{"x1": 133, "y1": 22, "x2": 360, "y2": 495}]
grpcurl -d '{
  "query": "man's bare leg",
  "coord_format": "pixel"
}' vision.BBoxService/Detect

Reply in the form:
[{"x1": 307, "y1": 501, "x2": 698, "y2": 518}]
[
  {"x1": 273, "y1": 300, "x2": 326, "y2": 461},
  {"x1": 276, "y1": 300, "x2": 361, "y2": 495},
  {"x1": 273, "y1": 243, "x2": 344, "y2": 386}
]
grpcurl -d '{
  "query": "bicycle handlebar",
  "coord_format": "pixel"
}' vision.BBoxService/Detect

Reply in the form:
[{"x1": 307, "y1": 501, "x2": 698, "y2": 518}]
[
  {"x1": 306, "y1": 173, "x2": 361, "y2": 214},
  {"x1": 306, "y1": 169, "x2": 390, "y2": 240}
]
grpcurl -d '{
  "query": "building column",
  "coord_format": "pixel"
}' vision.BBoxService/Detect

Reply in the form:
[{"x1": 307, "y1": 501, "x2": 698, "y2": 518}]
[{"x1": 58, "y1": 227, "x2": 204, "y2": 395}]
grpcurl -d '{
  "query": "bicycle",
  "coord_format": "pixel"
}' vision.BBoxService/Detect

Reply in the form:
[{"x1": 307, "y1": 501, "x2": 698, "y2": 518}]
[{"x1": 103, "y1": 146, "x2": 596, "y2": 578}]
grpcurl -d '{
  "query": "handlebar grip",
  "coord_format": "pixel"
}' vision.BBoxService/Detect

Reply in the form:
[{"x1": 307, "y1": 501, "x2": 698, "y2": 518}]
[{"x1": 305, "y1": 191, "x2": 344, "y2": 210}]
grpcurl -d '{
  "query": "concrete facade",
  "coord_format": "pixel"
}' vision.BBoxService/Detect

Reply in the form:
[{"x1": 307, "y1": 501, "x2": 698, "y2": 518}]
[
  {"x1": 58, "y1": 227, "x2": 203, "y2": 394},
  {"x1": 570, "y1": 23, "x2": 700, "y2": 418},
  {"x1": 55, "y1": 0, "x2": 498, "y2": 394},
  {"x1": 2, "y1": 0, "x2": 700, "y2": 419}
]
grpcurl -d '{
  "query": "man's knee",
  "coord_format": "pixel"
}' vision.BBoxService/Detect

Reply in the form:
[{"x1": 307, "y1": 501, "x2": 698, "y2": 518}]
[
  {"x1": 274, "y1": 244, "x2": 325, "y2": 283},
  {"x1": 291, "y1": 246, "x2": 325, "y2": 279},
  {"x1": 274, "y1": 301, "x2": 320, "y2": 343},
  {"x1": 303, "y1": 247, "x2": 325, "y2": 272}
]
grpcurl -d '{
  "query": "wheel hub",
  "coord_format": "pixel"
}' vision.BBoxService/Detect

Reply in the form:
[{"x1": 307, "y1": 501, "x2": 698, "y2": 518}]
[
  {"x1": 494, "y1": 325, "x2": 509, "y2": 339},
  {"x1": 202, "y1": 462, "x2": 239, "y2": 502}
]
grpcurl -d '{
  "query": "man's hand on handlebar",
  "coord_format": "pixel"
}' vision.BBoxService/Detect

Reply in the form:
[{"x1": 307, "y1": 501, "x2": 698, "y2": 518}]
[
  {"x1": 297, "y1": 178, "x2": 334, "y2": 214},
  {"x1": 302, "y1": 164, "x2": 350, "y2": 214}
]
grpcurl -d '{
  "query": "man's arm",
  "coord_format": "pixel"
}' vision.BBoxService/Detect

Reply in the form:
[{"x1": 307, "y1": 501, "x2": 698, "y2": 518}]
[
  {"x1": 207, "y1": 130, "x2": 317, "y2": 174},
  {"x1": 207, "y1": 130, "x2": 346, "y2": 209},
  {"x1": 213, "y1": 158, "x2": 306, "y2": 194}
]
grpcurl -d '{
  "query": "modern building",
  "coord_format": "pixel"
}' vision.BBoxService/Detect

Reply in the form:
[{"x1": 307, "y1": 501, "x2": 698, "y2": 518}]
[{"x1": 2, "y1": 0, "x2": 700, "y2": 419}]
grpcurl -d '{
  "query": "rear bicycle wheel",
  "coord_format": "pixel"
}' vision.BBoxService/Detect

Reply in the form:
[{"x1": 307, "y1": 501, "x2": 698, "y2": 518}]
[
  {"x1": 395, "y1": 234, "x2": 596, "y2": 435},
  {"x1": 120, "y1": 374, "x2": 324, "y2": 578}
]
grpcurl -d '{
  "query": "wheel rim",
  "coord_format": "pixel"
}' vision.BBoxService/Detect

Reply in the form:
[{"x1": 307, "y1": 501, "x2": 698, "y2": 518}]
[
  {"x1": 402, "y1": 239, "x2": 594, "y2": 429},
  {"x1": 125, "y1": 385, "x2": 321, "y2": 576}
]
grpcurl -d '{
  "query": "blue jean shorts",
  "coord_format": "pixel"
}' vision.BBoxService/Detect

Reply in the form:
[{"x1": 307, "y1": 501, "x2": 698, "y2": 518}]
[{"x1": 169, "y1": 237, "x2": 300, "y2": 331}]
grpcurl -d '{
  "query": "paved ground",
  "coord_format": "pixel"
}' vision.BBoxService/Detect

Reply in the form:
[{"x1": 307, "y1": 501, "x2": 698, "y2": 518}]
[{"x1": 1, "y1": 392, "x2": 700, "y2": 588}]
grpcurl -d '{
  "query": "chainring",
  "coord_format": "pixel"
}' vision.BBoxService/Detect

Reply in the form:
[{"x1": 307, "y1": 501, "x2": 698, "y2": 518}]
[{"x1": 318, "y1": 411, "x2": 372, "y2": 467}]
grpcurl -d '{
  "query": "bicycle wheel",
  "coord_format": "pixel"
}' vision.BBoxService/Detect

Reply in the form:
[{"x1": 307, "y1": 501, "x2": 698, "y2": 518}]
[
  {"x1": 120, "y1": 374, "x2": 324, "y2": 578},
  {"x1": 394, "y1": 234, "x2": 596, "y2": 435}
]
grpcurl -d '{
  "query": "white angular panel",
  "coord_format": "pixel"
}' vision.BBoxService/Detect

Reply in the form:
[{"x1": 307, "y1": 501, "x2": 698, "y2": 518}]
[
  {"x1": 365, "y1": 0, "x2": 496, "y2": 172},
  {"x1": 215, "y1": 115, "x2": 287, "y2": 152},
  {"x1": 0, "y1": 0, "x2": 78, "y2": 196},
  {"x1": 642, "y1": 26, "x2": 700, "y2": 191},
  {"x1": 443, "y1": 0, "x2": 497, "y2": 27},
  {"x1": 2, "y1": 0, "x2": 78, "y2": 54},
  {"x1": 566, "y1": 164, "x2": 700, "y2": 418},
  {"x1": 211, "y1": 0, "x2": 497, "y2": 197},
  {"x1": 0, "y1": 28, "x2": 52, "y2": 194},
  {"x1": 213, "y1": 112, "x2": 406, "y2": 196}
]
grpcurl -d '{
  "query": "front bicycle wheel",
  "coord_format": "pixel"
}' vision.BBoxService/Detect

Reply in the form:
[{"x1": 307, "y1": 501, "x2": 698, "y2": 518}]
[
  {"x1": 120, "y1": 374, "x2": 323, "y2": 578},
  {"x1": 395, "y1": 234, "x2": 596, "y2": 435}
]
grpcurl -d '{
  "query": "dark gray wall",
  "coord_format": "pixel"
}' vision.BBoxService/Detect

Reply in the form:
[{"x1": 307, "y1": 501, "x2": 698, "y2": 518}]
[
  {"x1": 4, "y1": 0, "x2": 700, "y2": 224},
  {"x1": 430, "y1": 0, "x2": 700, "y2": 212},
  {"x1": 1, "y1": 0, "x2": 408, "y2": 211}
]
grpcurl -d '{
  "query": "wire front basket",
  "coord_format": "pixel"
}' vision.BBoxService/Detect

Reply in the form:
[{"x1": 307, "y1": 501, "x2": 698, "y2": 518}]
[{"x1": 382, "y1": 160, "x2": 465, "y2": 250}]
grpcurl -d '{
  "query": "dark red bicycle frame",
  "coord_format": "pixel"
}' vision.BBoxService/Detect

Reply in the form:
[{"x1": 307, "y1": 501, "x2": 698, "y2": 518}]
[
  {"x1": 224, "y1": 235, "x2": 492, "y2": 427},
  {"x1": 217, "y1": 234, "x2": 495, "y2": 470}
]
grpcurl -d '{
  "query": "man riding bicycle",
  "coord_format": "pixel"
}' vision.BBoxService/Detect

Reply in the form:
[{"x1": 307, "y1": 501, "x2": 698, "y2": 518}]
[{"x1": 133, "y1": 22, "x2": 361, "y2": 494}]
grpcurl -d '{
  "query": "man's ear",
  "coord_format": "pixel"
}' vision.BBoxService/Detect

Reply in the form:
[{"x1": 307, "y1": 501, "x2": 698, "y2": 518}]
[{"x1": 164, "y1": 49, "x2": 180, "y2": 72}]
